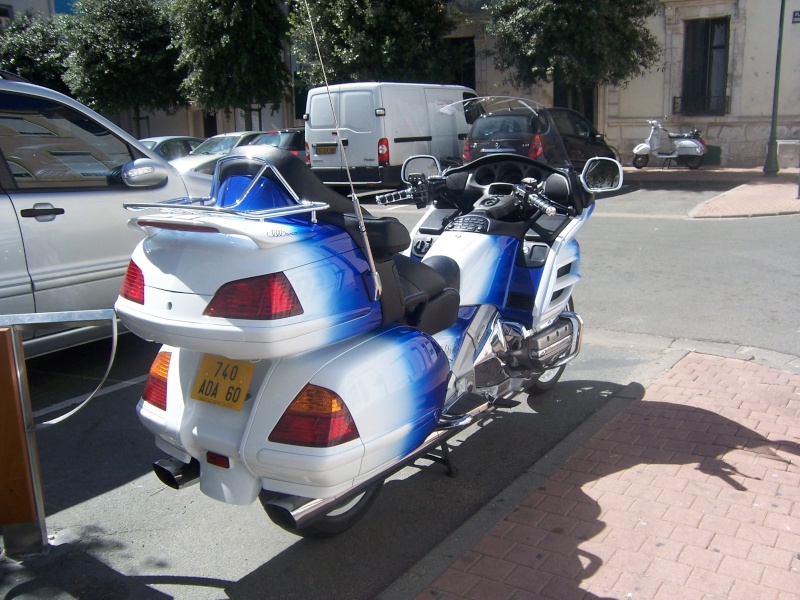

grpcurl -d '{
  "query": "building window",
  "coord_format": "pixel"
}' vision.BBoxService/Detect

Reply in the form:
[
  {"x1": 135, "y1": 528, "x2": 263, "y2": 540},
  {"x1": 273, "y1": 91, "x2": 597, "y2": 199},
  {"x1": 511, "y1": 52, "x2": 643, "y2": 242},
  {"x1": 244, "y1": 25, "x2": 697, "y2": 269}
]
[
  {"x1": 675, "y1": 17, "x2": 730, "y2": 116},
  {"x1": 0, "y1": 5, "x2": 13, "y2": 29}
]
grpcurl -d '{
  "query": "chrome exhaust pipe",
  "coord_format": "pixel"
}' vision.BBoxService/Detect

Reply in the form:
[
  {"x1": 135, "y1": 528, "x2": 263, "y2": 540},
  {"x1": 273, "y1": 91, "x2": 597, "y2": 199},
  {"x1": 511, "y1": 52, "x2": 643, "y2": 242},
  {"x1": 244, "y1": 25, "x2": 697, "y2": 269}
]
[
  {"x1": 264, "y1": 426, "x2": 463, "y2": 530},
  {"x1": 153, "y1": 456, "x2": 200, "y2": 490}
]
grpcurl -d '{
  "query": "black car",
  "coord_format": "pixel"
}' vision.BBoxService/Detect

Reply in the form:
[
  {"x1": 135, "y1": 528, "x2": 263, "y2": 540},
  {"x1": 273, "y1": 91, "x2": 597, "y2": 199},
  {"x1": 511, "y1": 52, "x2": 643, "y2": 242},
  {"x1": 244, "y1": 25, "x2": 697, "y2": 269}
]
[
  {"x1": 548, "y1": 107, "x2": 617, "y2": 168},
  {"x1": 462, "y1": 109, "x2": 550, "y2": 162},
  {"x1": 463, "y1": 106, "x2": 617, "y2": 169},
  {"x1": 249, "y1": 127, "x2": 306, "y2": 163}
]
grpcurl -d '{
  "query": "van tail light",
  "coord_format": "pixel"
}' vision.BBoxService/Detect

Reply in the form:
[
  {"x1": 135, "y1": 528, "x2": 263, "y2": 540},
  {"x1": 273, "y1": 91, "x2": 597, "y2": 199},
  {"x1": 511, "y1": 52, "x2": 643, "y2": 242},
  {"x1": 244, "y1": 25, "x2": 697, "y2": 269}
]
[
  {"x1": 120, "y1": 260, "x2": 145, "y2": 304},
  {"x1": 528, "y1": 134, "x2": 544, "y2": 160},
  {"x1": 204, "y1": 272, "x2": 303, "y2": 320},
  {"x1": 462, "y1": 139, "x2": 471, "y2": 161},
  {"x1": 378, "y1": 138, "x2": 389, "y2": 166},
  {"x1": 269, "y1": 384, "x2": 359, "y2": 447},
  {"x1": 305, "y1": 141, "x2": 310, "y2": 165},
  {"x1": 142, "y1": 351, "x2": 171, "y2": 411}
]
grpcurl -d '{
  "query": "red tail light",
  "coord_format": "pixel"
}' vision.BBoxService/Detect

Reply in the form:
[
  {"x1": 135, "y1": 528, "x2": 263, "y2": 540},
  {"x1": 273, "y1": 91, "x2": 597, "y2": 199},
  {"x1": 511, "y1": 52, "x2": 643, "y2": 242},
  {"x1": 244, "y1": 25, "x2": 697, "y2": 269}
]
[
  {"x1": 462, "y1": 139, "x2": 471, "y2": 161},
  {"x1": 378, "y1": 138, "x2": 389, "y2": 166},
  {"x1": 204, "y1": 272, "x2": 303, "y2": 320},
  {"x1": 269, "y1": 384, "x2": 359, "y2": 447},
  {"x1": 120, "y1": 260, "x2": 145, "y2": 304},
  {"x1": 142, "y1": 351, "x2": 171, "y2": 411},
  {"x1": 528, "y1": 134, "x2": 544, "y2": 159},
  {"x1": 305, "y1": 142, "x2": 310, "y2": 165}
]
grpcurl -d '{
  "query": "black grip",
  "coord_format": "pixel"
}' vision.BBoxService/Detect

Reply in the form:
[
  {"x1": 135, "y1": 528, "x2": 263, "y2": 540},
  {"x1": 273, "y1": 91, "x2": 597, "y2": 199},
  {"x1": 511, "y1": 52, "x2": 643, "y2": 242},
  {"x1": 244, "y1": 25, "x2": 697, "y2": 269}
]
[
  {"x1": 375, "y1": 188, "x2": 413, "y2": 205},
  {"x1": 529, "y1": 195, "x2": 556, "y2": 217}
]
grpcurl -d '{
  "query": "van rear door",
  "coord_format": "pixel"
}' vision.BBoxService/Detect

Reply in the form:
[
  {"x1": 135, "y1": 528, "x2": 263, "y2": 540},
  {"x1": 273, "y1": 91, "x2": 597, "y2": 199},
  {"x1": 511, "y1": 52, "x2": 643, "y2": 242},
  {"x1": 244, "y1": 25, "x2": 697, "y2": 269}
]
[
  {"x1": 306, "y1": 90, "x2": 343, "y2": 175},
  {"x1": 307, "y1": 88, "x2": 381, "y2": 186}
]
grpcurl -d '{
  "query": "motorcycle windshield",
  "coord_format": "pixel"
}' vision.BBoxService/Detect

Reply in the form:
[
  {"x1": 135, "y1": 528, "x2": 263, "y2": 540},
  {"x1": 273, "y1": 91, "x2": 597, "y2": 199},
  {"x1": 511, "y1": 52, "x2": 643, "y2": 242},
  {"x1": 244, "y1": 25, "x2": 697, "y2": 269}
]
[{"x1": 443, "y1": 96, "x2": 573, "y2": 170}]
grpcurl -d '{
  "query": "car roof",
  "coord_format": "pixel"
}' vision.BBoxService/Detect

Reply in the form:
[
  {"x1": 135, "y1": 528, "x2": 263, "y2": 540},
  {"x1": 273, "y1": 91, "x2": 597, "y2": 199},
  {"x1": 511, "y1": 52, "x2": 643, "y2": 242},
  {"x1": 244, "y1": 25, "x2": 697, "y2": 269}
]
[{"x1": 140, "y1": 136, "x2": 203, "y2": 142}]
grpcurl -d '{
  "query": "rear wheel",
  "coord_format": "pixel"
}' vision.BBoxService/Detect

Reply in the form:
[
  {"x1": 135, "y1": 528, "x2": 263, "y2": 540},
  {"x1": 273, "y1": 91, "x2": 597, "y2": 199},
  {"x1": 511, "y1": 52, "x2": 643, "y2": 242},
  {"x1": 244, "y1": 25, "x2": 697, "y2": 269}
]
[
  {"x1": 632, "y1": 154, "x2": 649, "y2": 169},
  {"x1": 261, "y1": 480, "x2": 384, "y2": 538},
  {"x1": 683, "y1": 155, "x2": 703, "y2": 169}
]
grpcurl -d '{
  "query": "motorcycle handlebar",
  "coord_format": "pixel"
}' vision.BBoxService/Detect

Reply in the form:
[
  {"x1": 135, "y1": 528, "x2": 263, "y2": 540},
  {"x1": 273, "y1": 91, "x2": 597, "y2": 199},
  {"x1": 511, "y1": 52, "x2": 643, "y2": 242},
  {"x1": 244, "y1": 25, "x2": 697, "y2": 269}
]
[
  {"x1": 529, "y1": 195, "x2": 557, "y2": 217},
  {"x1": 375, "y1": 188, "x2": 413, "y2": 205}
]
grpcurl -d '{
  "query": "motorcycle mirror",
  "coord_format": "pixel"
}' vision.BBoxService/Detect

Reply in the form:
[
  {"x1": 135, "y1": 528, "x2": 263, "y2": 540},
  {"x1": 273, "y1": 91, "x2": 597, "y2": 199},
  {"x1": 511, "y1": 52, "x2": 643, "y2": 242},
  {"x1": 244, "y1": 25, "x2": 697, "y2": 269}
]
[
  {"x1": 122, "y1": 158, "x2": 170, "y2": 188},
  {"x1": 580, "y1": 157, "x2": 624, "y2": 193},
  {"x1": 401, "y1": 155, "x2": 441, "y2": 184}
]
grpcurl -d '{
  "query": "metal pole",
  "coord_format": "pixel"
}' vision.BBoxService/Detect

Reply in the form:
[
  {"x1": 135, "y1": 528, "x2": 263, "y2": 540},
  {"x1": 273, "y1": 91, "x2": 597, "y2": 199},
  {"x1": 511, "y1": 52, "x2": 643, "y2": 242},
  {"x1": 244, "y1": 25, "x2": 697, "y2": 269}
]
[
  {"x1": 763, "y1": 0, "x2": 786, "y2": 176},
  {"x1": 0, "y1": 327, "x2": 48, "y2": 557}
]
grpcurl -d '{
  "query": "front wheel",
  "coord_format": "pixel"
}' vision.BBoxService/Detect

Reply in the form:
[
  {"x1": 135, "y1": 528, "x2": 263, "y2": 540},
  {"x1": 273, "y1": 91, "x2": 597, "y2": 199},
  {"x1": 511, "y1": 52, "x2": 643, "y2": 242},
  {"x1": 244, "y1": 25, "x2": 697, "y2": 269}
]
[
  {"x1": 261, "y1": 480, "x2": 384, "y2": 538},
  {"x1": 632, "y1": 154, "x2": 649, "y2": 169},
  {"x1": 524, "y1": 299, "x2": 574, "y2": 396}
]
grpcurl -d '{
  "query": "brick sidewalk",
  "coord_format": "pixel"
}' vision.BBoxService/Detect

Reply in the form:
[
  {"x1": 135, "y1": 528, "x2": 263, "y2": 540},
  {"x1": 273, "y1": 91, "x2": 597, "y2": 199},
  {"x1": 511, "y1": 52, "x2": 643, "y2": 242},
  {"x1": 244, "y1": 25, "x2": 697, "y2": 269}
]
[{"x1": 419, "y1": 353, "x2": 800, "y2": 599}]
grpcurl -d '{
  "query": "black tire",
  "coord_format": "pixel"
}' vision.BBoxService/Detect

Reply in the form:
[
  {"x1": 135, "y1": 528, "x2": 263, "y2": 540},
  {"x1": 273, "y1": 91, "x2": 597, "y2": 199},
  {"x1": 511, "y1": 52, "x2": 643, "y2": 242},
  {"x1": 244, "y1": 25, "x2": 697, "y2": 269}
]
[
  {"x1": 261, "y1": 480, "x2": 384, "y2": 538},
  {"x1": 524, "y1": 299, "x2": 574, "y2": 396},
  {"x1": 683, "y1": 155, "x2": 703, "y2": 170},
  {"x1": 632, "y1": 154, "x2": 649, "y2": 169}
]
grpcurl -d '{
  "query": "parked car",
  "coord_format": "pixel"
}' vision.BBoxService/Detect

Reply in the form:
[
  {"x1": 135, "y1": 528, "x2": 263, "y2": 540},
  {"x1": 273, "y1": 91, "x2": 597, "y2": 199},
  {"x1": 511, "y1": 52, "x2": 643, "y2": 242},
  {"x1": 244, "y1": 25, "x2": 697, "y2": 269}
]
[
  {"x1": 249, "y1": 128, "x2": 306, "y2": 163},
  {"x1": 462, "y1": 108, "x2": 551, "y2": 163},
  {"x1": 548, "y1": 107, "x2": 617, "y2": 168},
  {"x1": 140, "y1": 135, "x2": 203, "y2": 161},
  {"x1": 169, "y1": 131, "x2": 264, "y2": 175},
  {"x1": 462, "y1": 106, "x2": 617, "y2": 169},
  {"x1": 0, "y1": 79, "x2": 211, "y2": 357}
]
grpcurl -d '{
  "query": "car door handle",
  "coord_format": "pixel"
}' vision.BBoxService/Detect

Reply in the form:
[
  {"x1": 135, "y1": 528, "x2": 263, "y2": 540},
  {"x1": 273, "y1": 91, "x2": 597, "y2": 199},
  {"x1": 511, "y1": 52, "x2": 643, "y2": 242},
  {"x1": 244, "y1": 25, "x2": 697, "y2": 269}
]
[{"x1": 20, "y1": 206, "x2": 65, "y2": 218}]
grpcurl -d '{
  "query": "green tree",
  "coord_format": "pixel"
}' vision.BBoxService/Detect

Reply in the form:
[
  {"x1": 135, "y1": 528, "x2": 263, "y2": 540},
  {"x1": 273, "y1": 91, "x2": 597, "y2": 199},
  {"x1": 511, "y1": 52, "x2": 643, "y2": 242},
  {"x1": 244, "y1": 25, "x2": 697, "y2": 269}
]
[
  {"x1": 62, "y1": 0, "x2": 185, "y2": 138},
  {"x1": 288, "y1": 0, "x2": 459, "y2": 86},
  {"x1": 0, "y1": 11, "x2": 70, "y2": 95},
  {"x1": 485, "y1": 0, "x2": 663, "y2": 112},
  {"x1": 170, "y1": 0, "x2": 291, "y2": 130}
]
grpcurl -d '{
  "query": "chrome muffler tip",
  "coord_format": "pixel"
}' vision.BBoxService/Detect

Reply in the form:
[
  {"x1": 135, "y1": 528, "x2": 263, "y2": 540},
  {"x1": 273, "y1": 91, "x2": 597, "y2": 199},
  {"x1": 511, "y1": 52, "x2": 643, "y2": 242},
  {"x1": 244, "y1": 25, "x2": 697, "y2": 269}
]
[{"x1": 153, "y1": 456, "x2": 200, "y2": 490}]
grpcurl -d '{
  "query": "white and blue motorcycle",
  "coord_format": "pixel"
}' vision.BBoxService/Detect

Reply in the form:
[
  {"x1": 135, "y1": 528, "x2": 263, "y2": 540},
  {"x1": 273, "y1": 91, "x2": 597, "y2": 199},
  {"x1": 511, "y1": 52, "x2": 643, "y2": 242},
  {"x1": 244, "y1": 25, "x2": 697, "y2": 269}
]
[{"x1": 115, "y1": 97, "x2": 622, "y2": 537}]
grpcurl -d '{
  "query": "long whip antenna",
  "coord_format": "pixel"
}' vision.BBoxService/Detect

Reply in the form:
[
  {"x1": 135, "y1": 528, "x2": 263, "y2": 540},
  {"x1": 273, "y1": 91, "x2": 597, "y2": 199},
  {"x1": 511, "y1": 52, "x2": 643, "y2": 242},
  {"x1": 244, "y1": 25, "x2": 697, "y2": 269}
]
[{"x1": 301, "y1": 0, "x2": 382, "y2": 301}]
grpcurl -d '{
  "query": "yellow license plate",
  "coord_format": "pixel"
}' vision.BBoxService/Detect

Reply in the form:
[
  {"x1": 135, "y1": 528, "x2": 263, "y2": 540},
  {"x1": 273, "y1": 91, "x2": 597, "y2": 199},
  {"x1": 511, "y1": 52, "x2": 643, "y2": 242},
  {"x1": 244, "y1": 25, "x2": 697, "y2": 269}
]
[
  {"x1": 191, "y1": 354, "x2": 255, "y2": 411},
  {"x1": 317, "y1": 146, "x2": 336, "y2": 155}
]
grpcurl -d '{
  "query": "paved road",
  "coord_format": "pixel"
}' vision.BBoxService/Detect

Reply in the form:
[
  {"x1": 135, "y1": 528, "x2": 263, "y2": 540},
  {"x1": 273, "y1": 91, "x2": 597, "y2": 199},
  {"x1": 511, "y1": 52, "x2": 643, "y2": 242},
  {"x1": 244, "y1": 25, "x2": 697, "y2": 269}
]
[{"x1": 3, "y1": 177, "x2": 798, "y2": 599}]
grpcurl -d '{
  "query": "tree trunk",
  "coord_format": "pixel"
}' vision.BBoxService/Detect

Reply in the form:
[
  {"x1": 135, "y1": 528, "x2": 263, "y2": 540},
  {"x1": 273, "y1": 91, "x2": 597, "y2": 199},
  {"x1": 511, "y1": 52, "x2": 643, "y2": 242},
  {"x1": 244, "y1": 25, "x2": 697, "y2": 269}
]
[
  {"x1": 243, "y1": 107, "x2": 253, "y2": 131},
  {"x1": 133, "y1": 105, "x2": 141, "y2": 138}
]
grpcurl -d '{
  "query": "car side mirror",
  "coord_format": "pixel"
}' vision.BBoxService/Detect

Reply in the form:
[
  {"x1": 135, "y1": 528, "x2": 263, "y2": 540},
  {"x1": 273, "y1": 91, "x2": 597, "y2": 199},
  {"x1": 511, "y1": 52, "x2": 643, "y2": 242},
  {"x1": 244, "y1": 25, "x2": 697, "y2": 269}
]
[
  {"x1": 121, "y1": 158, "x2": 170, "y2": 188},
  {"x1": 580, "y1": 157, "x2": 623, "y2": 193}
]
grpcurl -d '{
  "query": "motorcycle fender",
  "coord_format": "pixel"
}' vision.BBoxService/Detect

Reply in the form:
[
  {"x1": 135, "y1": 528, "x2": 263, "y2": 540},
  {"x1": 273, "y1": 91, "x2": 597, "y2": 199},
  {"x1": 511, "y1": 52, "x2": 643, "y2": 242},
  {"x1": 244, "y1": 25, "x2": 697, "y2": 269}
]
[
  {"x1": 632, "y1": 143, "x2": 650, "y2": 155},
  {"x1": 243, "y1": 325, "x2": 450, "y2": 499}
]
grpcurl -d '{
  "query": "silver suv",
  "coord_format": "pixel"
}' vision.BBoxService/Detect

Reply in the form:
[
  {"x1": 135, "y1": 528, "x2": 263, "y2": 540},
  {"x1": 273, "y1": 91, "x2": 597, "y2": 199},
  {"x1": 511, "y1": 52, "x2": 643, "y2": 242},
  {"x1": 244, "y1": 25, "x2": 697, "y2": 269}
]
[{"x1": 0, "y1": 78, "x2": 211, "y2": 356}]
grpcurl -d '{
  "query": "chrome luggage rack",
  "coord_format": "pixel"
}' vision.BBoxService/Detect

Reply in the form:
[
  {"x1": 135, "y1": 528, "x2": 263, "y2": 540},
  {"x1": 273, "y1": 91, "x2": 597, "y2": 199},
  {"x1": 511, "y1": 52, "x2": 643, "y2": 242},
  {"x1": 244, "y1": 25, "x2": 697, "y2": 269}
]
[
  {"x1": 124, "y1": 156, "x2": 329, "y2": 223},
  {"x1": 122, "y1": 197, "x2": 330, "y2": 223}
]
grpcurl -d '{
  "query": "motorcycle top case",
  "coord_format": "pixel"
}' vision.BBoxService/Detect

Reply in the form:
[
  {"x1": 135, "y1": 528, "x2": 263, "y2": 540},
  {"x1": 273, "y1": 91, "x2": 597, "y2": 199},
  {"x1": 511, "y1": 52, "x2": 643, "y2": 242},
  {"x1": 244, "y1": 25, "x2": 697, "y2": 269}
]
[{"x1": 116, "y1": 207, "x2": 384, "y2": 360}]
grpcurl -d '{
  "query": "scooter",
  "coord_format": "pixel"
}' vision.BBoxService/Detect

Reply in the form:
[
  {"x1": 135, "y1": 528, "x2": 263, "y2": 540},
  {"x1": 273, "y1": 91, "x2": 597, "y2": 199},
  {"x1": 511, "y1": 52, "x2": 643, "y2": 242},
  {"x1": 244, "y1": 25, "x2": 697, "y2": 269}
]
[
  {"x1": 632, "y1": 118, "x2": 707, "y2": 169},
  {"x1": 115, "y1": 97, "x2": 623, "y2": 538}
]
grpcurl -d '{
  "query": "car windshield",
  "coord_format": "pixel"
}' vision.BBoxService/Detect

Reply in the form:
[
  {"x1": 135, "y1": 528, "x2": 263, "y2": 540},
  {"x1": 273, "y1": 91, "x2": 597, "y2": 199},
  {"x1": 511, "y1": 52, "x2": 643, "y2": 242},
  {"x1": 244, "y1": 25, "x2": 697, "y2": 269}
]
[
  {"x1": 190, "y1": 135, "x2": 239, "y2": 155},
  {"x1": 140, "y1": 140, "x2": 156, "y2": 149},
  {"x1": 251, "y1": 133, "x2": 282, "y2": 146},
  {"x1": 443, "y1": 96, "x2": 572, "y2": 170}
]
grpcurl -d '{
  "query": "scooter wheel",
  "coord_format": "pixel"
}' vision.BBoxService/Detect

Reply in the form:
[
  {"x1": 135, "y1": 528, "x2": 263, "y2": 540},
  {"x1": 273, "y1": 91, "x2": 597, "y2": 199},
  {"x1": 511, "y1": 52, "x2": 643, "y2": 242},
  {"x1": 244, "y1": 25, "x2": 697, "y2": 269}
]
[
  {"x1": 261, "y1": 479, "x2": 384, "y2": 538},
  {"x1": 683, "y1": 156, "x2": 703, "y2": 170},
  {"x1": 632, "y1": 155, "x2": 649, "y2": 169}
]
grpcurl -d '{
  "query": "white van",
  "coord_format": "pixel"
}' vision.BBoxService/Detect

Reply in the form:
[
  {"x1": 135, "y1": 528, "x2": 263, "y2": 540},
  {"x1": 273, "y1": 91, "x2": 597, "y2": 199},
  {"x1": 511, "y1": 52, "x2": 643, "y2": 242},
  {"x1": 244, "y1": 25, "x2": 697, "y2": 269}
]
[{"x1": 304, "y1": 82, "x2": 477, "y2": 189}]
